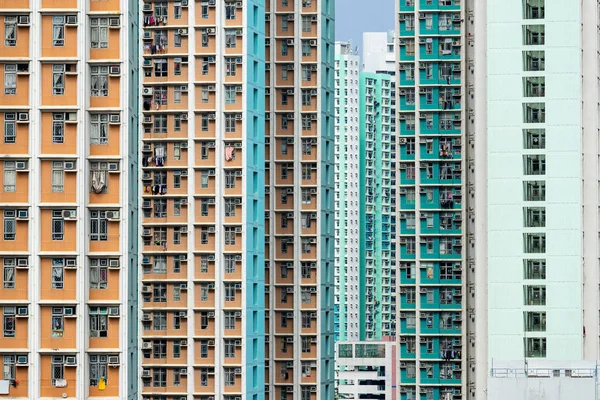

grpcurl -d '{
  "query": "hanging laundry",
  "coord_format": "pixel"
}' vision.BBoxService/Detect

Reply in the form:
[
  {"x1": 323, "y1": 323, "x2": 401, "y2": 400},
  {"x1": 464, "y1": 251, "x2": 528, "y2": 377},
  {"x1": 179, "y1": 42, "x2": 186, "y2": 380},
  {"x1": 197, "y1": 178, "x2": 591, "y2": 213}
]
[
  {"x1": 225, "y1": 146, "x2": 236, "y2": 161},
  {"x1": 98, "y1": 376, "x2": 106, "y2": 391},
  {"x1": 91, "y1": 170, "x2": 107, "y2": 194}
]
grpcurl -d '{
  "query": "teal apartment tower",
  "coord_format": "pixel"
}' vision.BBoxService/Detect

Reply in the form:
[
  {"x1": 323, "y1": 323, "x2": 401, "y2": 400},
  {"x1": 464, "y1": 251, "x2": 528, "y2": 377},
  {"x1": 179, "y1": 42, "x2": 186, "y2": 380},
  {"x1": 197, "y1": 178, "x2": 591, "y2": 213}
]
[
  {"x1": 359, "y1": 72, "x2": 397, "y2": 341},
  {"x1": 334, "y1": 42, "x2": 360, "y2": 343},
  {"x1": 396, "y1": 0, "x2": 470, "y2": 399}
]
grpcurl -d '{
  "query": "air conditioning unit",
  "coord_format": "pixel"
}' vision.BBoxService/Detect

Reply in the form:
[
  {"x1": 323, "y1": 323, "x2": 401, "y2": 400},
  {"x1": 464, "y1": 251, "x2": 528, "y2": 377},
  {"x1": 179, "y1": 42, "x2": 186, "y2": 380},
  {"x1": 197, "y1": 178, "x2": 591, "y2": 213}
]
[
  {"x1": 17, "y1": 258, "x2": 29, "y2": 268},
  {"x1": 66, "y1": 15, "x2": 78, "y2": 25},
  {"x1": 17, "y1": 307, "x2": 28, "y2": 316},
  {"x1": 63, "y1": 210, "x2": 76, "y2": 219},
  {"x1": 142, "y1": 342, "x2": 152, "y2": 350},
  {"x1": 106, "y1": 211, "x2": 120, "y2": 220},
  {"x1": 180, "y1": 283, "x2": 188, "y2": 290},
  {"x1": 109, "y1": 114, "x2": 120, "y2": 124},
  {"x1": 143, "y1": 115, "x2": 152, "y2": 124},
  {"x1": 142, "y1": 313, "x2": 152, "y2": 321},
  {"x1": 18, "y1": 112, "x2": 29, "y2": 122},
  {"x1": 108, "y1": 356, "x2": 120, "y2": 365},
  {"x1": 142, "y1": 31, "x2": 152, "y2": 40},
  {"x1": 65, "y1": 356, "x2": 77, "y2": 365},
  {"x1": 17, "y1": 15, "x2": 30, "y2": 25},
  {"x1": 310, "y1": 40, "x2": 317, "y2": 47},
  {"x1": 16, "y1": 210, "x2": 28, "y2": 220},
  {"x1": 109, "y1": 17, "x2": 120, "y2": 27},
  {"x1": 177, "y1": 28, "x2": 188, "y2": 36},
  {"x1": 16, "y1": 355, "x2": 28, "y2": 365},
  {"x1": 109, "y1": 259, "x2": 120, "y2": 268},
  {"x1": 287, "y1": 39, "x2": 294, "y2": 45},
  {"x1": 287, "y1": 14, "x2": 294, "y2": 21},
  {"x1": 180, "y1": 368, "x2": 187, "y2": 375},
  {"x1": 142, "y1": 285, "x2": 152, "y2": 293},
  {"x1": 178, "y1": 311, "x2": 187, "y2": 318},
  {"x1": 142, "y1": 87, "x2": 153, "y2": 96},
  {"x1": 64, "y1": 161, "x2": 75, "y2": 170},
  {"x1": 109, "y1": 306, "x2": 120, "y2": 316},
  {"x1": 142, "y1": 369, "x2": 151, "y2": 378},
  {"x1": 109, "y1": 65, "x2": 121, "y2": 76},
  {"x1": 181, "y1": 340, "x2": 188, "y2": 346}
]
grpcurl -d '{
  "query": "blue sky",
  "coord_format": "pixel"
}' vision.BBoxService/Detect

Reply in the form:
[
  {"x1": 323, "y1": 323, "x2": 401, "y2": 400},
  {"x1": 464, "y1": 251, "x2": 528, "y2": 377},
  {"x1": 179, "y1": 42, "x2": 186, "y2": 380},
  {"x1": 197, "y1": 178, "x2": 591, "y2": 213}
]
[{"x1": 335, "y1": 0, "x2": 395, "y2": 50}]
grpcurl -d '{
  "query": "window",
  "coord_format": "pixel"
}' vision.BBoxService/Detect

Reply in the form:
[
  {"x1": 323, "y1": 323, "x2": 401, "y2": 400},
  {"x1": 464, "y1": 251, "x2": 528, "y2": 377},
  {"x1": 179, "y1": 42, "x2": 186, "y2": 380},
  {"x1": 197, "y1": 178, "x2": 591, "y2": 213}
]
[
  {"x1": 4, "y1": 64, "x2": 16, "y2": 95},
  {"x1": 90, "y1": 211, "x2": 108, "y2": 241},
  {"x1": 224, "y1": 311, "x2": 236, "y2": 330},
  {"x1": 301, "y1": 263, "x2": 312, "y2": 279},
  {"x1": 225, "y1": 30, "x2": 236, "y2": 48},
  {"x1": 225, "y1": 227, "x2": 236, "y2": 245},
  {"x1": 3, "y1": 259, "x2": 15, "y2": 289},
  {"x1": 173, "y1": 199, "x2": 181, "y2": 216},
  {"x1": 225, "y1": 57, "x2": 237, "y2": 76},
  {"x1": 224, "y1": 254, "x2": 237, "y2": 273},
  {"x1": 89, "y1": 307, "x2": 108, "y2": 337},
  {"x1": 524, "y1": 259, "x2": 546, "y2": 279},
  {"x1": 153, "y1": 114, "x2": 167, "y2": 134},
  {"x1": 154, "y1": 58, "x2": 168, "y2": 77},
  {"x1": 174, "y1": 87, "x2": 182, "y2": 104},
  {"x1": 224, "y1": 367, "x2": 236, "y2": 386},
  {"x1": 173, "y1": 340, "x2": 181, "y2": 358},
  {"x1": 301, "y1": 336, "x2": 311, "y2": 352},
  {"x1": 225, "y1": 85, "x2": 236, "y2": 104},
  {"x1": 90, "y1": 114, "x2": 109, "y2": 145},
  {"x1": 153, "y1": 368, "x2": 167, "y2": 387},
  {"x1": 89, "y1": 355, "x2": 108, "y2": 386},
  {"x1": 524, "y1": 233, "x2": 545, "y2": 253},
  {"x1": 51, "y1": 356, "x2": 64, "y2": 386},
  {"x1": 225, "y1": 2, "x2": 236, "y2": 19},
  {"x1": 526, "y1": 337, "x2": 546, "y2": 358},
  {"x1": 301, "y1": 188, "x2": 311, "y2": 204},
  {"x1": 148, "y1": 256, "x2": 165, "y2": 275},
  {"x1": 302, "y1": 164, "x2": 312, "y2": 180},
  {"x1": 154, "y1": 86, "x2": 168, "y2": 106},
  {"x1": 154, "y1": 199, "x2": 167, "y2": 218},
  {"x1": 3, "y1": 161, "x2": 15, "y2": 192},
  {"x1": 3, "y1": 356, "x2": 15, "y2": 380},
  {"x1": 525, "y1": 285, "x2": 546, "y2": 305},
  {"x1": 225, "y1": 170, "x2": 236, "y2": 188},
  {"x1": 90, "y1": 258, "x2": 109, "y2": 289},
  {"x1": 281, "y1": 41, "x2": 288, "y2": 56},
  {"x1": 3, "y1": 307, "x2": 14, "y2": 337},
  {"x1": 225, "y1": 198, "x2": 236, "y2": 217},
  {"x1": 201, "y1": 30, "x2": 209, "y2": 47},
  {"x1": 153, "y1": 312, "x2": 167, "y2": 330},
  {"x1": 155, "y1": 2, "x2": 168, "y2": 18},
  {"x1": 525, "y1": 311, "x2": 546, "y2": 332},
  {"x1": 153, "y1": 284, "x2": 167, "y2": 303},
  {"x1": 3, "y1": 113, "x2": 15, "y2": 144},
  {"x1": 52, "y1": 162, "x2": 65, "y2": 193},
  {"x1": 224, "y1": 283, "x2": 236, "y2": 301},
  {"x1": 51, "y1": 258, "x2": 64, "y2": 289},
  {"x1": 302, "y1": 15, "x2": 311, "y2": 32},
  {"x1": 4, "y1": 210, "x2": 15, "y2": 240},
  {"x1": 51, "y1": 113, "x2": 65, "y2": 144},
  {"x1": 174, "y1": 32, "x2": 182, "y2": 48},
  {"x1": 4, "y1": 17, "x2": 16, "y2": 46},
  {"x1": 302, "y1": 90, "x2": 311, "y2": 106},
  {"x1": 52, "y1": 16, "x2": 65, "y2": 46},
  {"x1": 91, "y1": 66, "x2": 109, "y2": 97},
  {"x1": 52, "y1": 308, "x2": 64, "y2": 337},
  {"x1": 302, "y1": 40, "x2": 311, "y2": 56},
  {"x1": 173, "y1": 171, "x2": 181, "y2": 188},
  {"x1": 52, "y1": 64, "x2": 65, "y2": 95},
  {"x1": 302, "y1": 114, "x2": 312, "y2": 130},
  {"x1": 224, "y1": 339, "x2": 236, "y2": 358},
  {"x1": 153, "y1": 340, "x2": 167, "y2": 359},
  {"x1": 302, "y1": 65, "x2": 312, "y2": 81},
  {"x1": 90, "y1": 17, "x2": 109, "y2": 48}
]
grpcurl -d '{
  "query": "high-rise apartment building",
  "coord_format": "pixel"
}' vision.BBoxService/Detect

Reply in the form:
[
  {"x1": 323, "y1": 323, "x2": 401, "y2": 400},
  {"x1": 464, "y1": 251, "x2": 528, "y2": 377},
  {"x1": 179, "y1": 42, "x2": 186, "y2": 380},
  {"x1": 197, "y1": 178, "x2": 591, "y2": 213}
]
[
  {"x1": 359, "y1": 71, "x2": 396, "y2": 341},
  {"x1": 138, "y1": 0, "x2": 266, "y2": 399},
  {"x1": 0, "y1": 0, "x2": 137, "y2": 398},
  {"x1": 333, "y1": 41, "x2": 360, "y2": 343},
  {"x1": 395, "y1": 0, "x2": 476, "y2": 399},
  {"x1": 0, "y1": 0, "x2": 333, "y2": 399},
  {"x1": 263, "y1": 0, "x2": 335, "y2": 398},
  {"x1": 362, "y1": 31, "x2": 396, "y2": 75}
]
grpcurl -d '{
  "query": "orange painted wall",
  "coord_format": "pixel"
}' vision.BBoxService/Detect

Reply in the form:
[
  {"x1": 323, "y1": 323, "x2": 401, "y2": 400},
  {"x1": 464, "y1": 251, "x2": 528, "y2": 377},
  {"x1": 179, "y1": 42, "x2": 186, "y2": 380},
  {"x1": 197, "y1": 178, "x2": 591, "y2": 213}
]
[
  {"x1": 41, "y1": 16, "x2": 77, "y2": 58},
  {"x1": 40, "y1": 209, "x2": 77, "y2": 252},
  {"x1": 40, "y1": 258, "x2": 76, "y2": 301},
  {"x1": 40, "y1": 161, "x2": 77, "y2": 204},
  {"x1": 40, "y1": 355, "x2": 77, "y2": 398},
  {"x1": 40, "y1": 307, "x2": 77, "y2": 350}
]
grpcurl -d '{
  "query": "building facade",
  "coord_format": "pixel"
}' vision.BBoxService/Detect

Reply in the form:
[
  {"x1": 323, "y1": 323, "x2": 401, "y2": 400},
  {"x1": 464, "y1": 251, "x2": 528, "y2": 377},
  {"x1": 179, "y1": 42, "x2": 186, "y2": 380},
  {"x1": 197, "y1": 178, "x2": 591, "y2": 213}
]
[
  {"x1": 0, "y1": 0, "x2": 334, "y2": 399},
  {"x1": 395, "y1": 0, "x2": 476, "y2": 398},
  {"x1": 336, "y1": 341, "x2": 398, "y2": 400},
  {"x1": 263, "y1": 0, "x2": 336, "y2": 399},
  {"x1": 138, "y1": 0, "x2": 266, "y2": 399},
  {"x1": 362, "y1": 31, "x2": 396, "y2": 75},
  {"x1": 0, "y1": 0, "x2": 137, "y2": 398},
  {"x1": 333, "y1": 41, "x2": 360, "y2": 343},
  {"x1": 359, "y1": 72, "x2": 396, "y2": 341}
]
